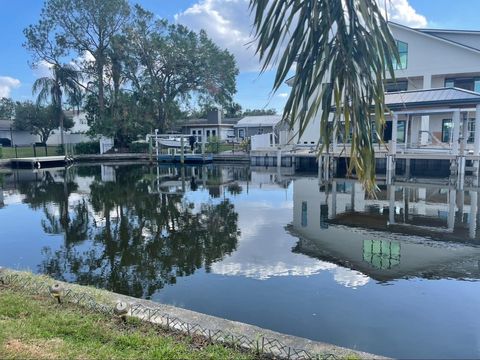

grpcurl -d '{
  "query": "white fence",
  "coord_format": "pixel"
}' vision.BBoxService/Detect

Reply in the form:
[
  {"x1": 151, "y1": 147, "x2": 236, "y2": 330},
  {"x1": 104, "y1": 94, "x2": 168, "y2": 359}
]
[
  {"x1": 100, "y1": 137, "x2": 114, "y2": 154},
  {"x1": 251, "y1": 133, "x2": 275, "y2": 150}
]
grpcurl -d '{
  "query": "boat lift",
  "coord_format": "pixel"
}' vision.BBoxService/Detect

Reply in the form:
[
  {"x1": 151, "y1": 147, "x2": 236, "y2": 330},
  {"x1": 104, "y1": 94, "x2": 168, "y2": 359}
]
[{"x1": 147, "y1": 130, "x2": 213, "y2": 164}]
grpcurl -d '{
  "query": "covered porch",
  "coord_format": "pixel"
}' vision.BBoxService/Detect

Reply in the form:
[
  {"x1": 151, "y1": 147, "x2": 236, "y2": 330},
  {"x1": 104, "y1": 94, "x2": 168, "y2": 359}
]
[{"x1": 322, "y1": 88, "x2": 480, "y2": 186}]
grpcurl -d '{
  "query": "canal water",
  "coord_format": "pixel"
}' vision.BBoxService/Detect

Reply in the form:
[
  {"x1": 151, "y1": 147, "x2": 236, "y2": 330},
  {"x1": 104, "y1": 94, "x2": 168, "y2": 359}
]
[{"x1": 1, "y1": 163, "x2": 480, "y2": 359}]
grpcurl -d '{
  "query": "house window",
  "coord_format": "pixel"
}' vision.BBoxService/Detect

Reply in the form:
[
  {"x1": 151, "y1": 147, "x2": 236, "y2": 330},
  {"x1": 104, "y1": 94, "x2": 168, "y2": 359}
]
[
  {"x1": 385, "y1": 80, "x2": 408, "y2": 93},
  {"x1": 212, "y1": 130, "x2": 216, "y2": 137},
  {"x1": 445, "y1": 78, "x2": 480, "y2": 92},
  {"x1": 468, "y1": 118, "x2": 475, "y2": 143},
  {"x1": 363, "y1": 239, "x2": 401, "y2": 270},
  {"x1": 192, "y1": 130, "x2": 196, "y2": 135},
  {"x1": 206, "y1": 130, "x2": 210, "y2": 138},
  {"x1": 393, "y1": 40, "x2": 408, "y2": 70},
  {"x1": 397, "y1": 120, "x2": 406, "y2": 143},
  {"x1": 301, "y1": 202, "x2": 308, "y2": 227},
  {"x1": 442, "y1": 119, "x2": 453, "y2": 143},
  {"x1": 320, "y1": 204, "x2": 328, "y2": 229},
  {"x1": 238, "y1": 129, "x2": 245, "y2": 139}
]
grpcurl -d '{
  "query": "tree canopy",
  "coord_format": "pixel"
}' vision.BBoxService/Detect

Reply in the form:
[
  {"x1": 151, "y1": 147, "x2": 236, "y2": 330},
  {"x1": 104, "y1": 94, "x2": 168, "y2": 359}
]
[
  {"x1": 14, "y1": 102, "x2": 74, "y2": 144},
  {"x1": 0, "y1": 98, "x2": 15, "y2": 120},
  {"x1": 24, "y1": 1, "x2": 239, "y2": 146}
]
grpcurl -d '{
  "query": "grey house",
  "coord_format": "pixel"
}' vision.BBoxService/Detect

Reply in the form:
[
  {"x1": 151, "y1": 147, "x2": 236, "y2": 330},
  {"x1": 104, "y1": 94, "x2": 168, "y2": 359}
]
[
  {"x1": 181, "y1": 109, "x2": 240, "y2": 143},
  {"x1": 234, "y1": 115, "x2": 283, "y2": 139}
]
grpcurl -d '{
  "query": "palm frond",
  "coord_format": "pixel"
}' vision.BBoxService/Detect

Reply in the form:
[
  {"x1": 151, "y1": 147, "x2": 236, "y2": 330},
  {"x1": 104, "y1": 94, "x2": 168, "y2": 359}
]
[{"x1": 250, "y1": 0, "x2": 399, "y2": 192}]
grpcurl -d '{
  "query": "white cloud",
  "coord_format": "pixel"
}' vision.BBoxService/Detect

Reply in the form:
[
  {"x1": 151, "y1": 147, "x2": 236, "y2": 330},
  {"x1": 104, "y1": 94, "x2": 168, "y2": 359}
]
[
  {"x1": 332, "y1": 268, "x2": 370, "y2": 289},
  {"x1": 175, "y1": 0, "x2": 427, "y2": 73},
  {"x1": 379, "y1": 0, "x2": 428, "y2": 28},
  {"x1": 175, "y1": 0, "x2": 260, "y2": 72},
  {"x1": 32, "y1": 60, "x2": 53, "y2": 78},
  {"x1": 278, "y1": 93, "x2": 289, "y2": 99},
  {"x1": 0, "y1": 76, "x2": 21, "y2": 98}
]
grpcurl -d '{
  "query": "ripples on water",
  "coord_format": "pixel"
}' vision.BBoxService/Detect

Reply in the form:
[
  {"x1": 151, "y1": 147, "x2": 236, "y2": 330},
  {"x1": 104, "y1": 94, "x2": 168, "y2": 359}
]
[{"x1": 1, "y1": 163, "x2": 480, "y2": 359}]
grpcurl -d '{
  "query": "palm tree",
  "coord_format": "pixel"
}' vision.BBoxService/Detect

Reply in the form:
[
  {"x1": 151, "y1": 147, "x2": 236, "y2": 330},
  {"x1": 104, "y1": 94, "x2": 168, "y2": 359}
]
[
  {"x1": 250, "y1": 0, "x2": 398, "y2": 191},
  {"x1": 33, "y1": 63, "x2": 82, "y2": 154}
]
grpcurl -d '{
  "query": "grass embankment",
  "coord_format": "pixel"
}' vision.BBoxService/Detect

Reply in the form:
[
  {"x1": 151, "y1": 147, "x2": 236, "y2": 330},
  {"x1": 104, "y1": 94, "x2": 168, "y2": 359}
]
[
  {"x1": 0, "y1": 146, "x2": 63, "y2": 159},
  {"x1": 0, "y1": 286, "x2": 253, "y2": 360}
]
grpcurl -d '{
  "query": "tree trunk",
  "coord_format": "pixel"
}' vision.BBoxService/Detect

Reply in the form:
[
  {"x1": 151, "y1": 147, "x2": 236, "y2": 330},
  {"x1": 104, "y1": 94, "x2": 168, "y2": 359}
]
[
  {"x1": 97, "y1": 57, "x2": 105, "y2": 120},
  {"x1": 157, "y1": 104, "x2": 165, "y2": 133}
]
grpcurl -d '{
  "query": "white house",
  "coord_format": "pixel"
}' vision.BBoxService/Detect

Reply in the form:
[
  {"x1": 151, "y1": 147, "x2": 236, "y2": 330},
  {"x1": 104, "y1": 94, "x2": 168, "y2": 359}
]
[
  {"x1": 0, "y1": 111, "x2": 92, "y2": 147},
  {"x1": 234, "y1": 115, "x2": 283, "y2": 140},
  {"x1": 290, "y1": 22, "x2": 480, "y2": 147}
]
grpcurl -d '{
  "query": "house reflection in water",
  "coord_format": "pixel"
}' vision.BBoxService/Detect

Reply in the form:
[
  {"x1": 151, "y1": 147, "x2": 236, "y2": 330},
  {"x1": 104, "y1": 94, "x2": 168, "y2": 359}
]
[{"x1": 290, "y1": 178, "x2": 480, "y2": 282}]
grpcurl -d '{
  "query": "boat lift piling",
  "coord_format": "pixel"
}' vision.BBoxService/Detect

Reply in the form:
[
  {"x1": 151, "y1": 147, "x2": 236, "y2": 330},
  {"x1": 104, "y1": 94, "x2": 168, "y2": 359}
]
[{"x1": 148, "y1": 131, "x2": 213, "y2": 164}]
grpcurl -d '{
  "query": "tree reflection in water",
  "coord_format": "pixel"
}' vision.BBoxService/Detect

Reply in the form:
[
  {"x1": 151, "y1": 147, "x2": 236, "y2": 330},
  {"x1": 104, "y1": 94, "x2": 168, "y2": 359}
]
[{"x1": 20, "y1": 165, "x2": 241, "y2": 299}]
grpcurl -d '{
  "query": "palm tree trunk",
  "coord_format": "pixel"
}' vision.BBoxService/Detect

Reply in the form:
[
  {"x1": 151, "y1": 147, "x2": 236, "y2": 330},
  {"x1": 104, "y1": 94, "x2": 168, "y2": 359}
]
[{"x1": 60, "y1": 111, "x2": 65, "y2": 156}]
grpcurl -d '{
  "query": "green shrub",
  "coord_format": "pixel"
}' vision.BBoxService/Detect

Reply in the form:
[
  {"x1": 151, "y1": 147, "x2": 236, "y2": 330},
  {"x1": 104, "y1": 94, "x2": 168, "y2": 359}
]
[
  {"x1": 206, "y1": 136, "x2": 222, "y2": 153},
  {"x1": 129, "y1": 142, "x2": 149, "y2": 153},
  {"x1": 75, "y1": 141, "x2": 100, "y2": 155}
]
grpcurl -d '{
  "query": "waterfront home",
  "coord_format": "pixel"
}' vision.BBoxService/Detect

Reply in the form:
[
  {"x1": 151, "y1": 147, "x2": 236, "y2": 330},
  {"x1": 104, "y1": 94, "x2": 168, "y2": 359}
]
[
  {"x1": 0, "y1": 111, "x2": 91, "y2": 147},
  {"x1": 180, "y1": 109, "x2": 239, "y2": 143},
  {"x1": 290, "y1": 22, "x2": 480, "y2": 148},
  {"x1": 234, "y1": 115, "x2": 283, "y2": 140},
  {"x1": 0, "y1": 120, "x2": 34, "y2": 146}
]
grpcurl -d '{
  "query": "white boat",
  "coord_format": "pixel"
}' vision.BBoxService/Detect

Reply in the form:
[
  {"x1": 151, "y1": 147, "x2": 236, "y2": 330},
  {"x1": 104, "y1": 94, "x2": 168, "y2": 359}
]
[{"x1": 158, "y1": 137, "x2": 190, "y2": 148}]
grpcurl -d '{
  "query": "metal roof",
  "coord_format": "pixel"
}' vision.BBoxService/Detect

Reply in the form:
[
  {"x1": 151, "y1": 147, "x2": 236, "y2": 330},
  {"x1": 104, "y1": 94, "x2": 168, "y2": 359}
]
[
  {"x1": 180, "y1": 117, "x2": 239, "y2": 127},
  {"x1": 235, "y1": 115, "x2": 282, "y2": 128},
  {"x1": 385, "y1": 87, "x2": 480, "y2": 110},
  {"x1": 389, "y1": 22, "x2": 480, "y2": 55}
]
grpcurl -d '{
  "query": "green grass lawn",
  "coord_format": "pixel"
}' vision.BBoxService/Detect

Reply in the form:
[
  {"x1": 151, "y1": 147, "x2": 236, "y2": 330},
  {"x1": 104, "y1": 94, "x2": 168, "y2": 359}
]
[
  {"x1": 205, "y1": 143, "x2": 240, "y2": 154},
  {"x1": 0, "y1": 146, "x2": 64, "y2": 159},
  {"x1": 0, "y1": 287, "x2": 254, "y2": 360}
]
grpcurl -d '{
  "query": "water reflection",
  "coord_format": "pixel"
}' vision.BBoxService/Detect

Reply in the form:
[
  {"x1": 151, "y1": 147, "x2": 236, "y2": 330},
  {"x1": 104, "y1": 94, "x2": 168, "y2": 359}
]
[
  {"x1": 3, "y1": 165, "x2": 480, "y2": 358},
  {"x1": 4, "y1": 165, "x2": 240, "y2": 298},
  {"x1": 290, "y1": 177, "x2": 480, "y2": 283}
]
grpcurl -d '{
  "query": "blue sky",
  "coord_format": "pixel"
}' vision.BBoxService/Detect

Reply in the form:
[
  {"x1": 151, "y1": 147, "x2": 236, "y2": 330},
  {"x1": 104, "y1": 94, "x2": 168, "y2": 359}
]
[{"x1": 1, "y1": 0, "x2": 480, "y2": 113}]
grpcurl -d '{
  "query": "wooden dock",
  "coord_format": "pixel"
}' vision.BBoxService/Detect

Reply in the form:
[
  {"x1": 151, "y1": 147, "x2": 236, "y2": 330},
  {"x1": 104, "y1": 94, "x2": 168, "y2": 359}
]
[{"x1": 157, "y1": 154, "x2": 213, "y2": 164}]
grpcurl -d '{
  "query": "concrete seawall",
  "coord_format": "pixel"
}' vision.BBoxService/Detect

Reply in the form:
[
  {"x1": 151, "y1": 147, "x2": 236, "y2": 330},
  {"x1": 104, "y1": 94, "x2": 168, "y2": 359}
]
[{"x1": 0, "y1": 268, "x2": 387, "y2": 359}]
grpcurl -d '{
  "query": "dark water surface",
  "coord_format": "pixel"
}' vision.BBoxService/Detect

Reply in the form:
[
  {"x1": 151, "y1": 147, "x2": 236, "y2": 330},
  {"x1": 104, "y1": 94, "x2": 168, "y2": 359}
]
[{"x1": 1, "y1": 164, "x2": 480, "y2": 359}]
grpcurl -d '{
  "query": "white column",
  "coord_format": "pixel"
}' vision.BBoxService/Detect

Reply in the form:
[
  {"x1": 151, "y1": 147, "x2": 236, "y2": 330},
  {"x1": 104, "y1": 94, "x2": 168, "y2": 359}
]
[
  {"x1": 474, "y1": 105, "x2": 480, "y2": 179},
  {"x1": 475, "y1": 104, "x2": 480, "y2": 156},
  {"x1": 420, "y1": 75, "x2": 432, "y2": 145},
  {"x1": 388, "y1": 184, "x2": 396, "y2": 225},
  {"x1": 391, "y1": 113, "x2": 398, "y2": 154},
  {"x1": 448, "y1": 188, "x2": 457, "y2": 231},
  {"x1": 470, "y1": 191, "x2": 478, "y2": 239},
  {"x1": 330, "y1": 180, "x2": 337, "y2": 219},
  {"x1": 354, "y1": 182, "x2": 366, "y2": 212},
  {"x1": 417, "y1": 187, "x2": 426, "y2": 215},
  {"x1": 452, "y1": 110, "x2": 461, "y2": 155}
]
